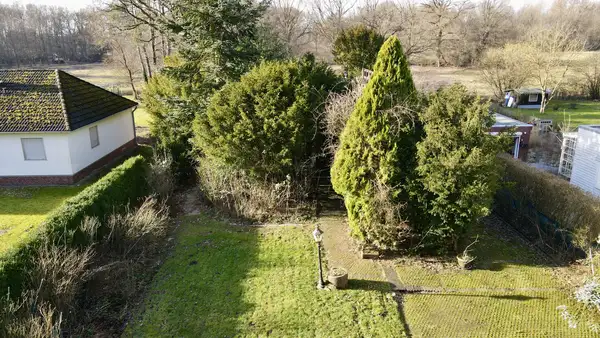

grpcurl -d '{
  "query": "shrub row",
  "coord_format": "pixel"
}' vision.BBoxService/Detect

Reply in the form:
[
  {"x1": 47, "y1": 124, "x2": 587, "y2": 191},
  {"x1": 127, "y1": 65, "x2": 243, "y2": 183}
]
[
  {"x1": 495, "y1": 154, "x2": 600, "y2": 258},
  {"x1": 0, "y1": 155, "x2": 150, "y2": 296}
]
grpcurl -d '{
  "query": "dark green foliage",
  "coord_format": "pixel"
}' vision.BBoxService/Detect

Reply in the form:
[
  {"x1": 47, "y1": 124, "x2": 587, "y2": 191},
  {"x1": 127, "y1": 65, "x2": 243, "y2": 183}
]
[
  {"x1": 194, "y1": 56, "x2": 343, "y2": 180},
  {"x1": 331, "y1": 36, "x2": 421, "y2": 249},
  {"x1": 0, "y1": 155, "x2": 150, "y2": 297},
  {"x1": 332, "y1": 25, "x2": 385, "y2": 73},
  {"x1": 415, "y1": 85, "x2": 509, "y2": 250},
  {"x1": 496, "y1": 154, "x2": 600, "y2": 258},
  {"x1": 144, "y1": 56, "x2": 197, "y2": 181},
  {"x1": 171, "y1": 0, "x2": 269, "y2": 85},
  {"x1": 144, "y1": 1, "x2": 279, "y2": 180}
]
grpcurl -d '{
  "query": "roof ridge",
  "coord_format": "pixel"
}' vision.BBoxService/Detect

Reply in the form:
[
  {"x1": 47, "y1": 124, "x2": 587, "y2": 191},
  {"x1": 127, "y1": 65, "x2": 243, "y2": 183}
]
[
  {"x1": 55, "y1": 70, "x2": 71, "y2": 131},
  {"x1": 56, "y1": 69, "x2": 138, "y2": 106}
]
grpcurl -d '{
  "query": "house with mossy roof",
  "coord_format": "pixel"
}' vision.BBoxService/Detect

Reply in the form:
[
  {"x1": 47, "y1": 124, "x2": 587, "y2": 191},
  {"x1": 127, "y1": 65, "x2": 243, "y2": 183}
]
[{"x1": 0, "y1": 69, "x2": 138, "y2": 185}]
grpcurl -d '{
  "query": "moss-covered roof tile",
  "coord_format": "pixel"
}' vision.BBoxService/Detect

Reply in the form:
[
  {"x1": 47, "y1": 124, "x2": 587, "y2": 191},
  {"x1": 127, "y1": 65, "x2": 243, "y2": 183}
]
[{"x1": 0, "y1": 69, "x2": 137, "y2": 133}]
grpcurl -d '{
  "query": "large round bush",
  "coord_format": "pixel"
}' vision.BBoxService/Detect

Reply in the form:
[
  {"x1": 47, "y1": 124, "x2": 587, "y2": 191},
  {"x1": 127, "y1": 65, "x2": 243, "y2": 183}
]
[{"x1": 193, "y1": 55, "x2": 342, "y2": 179}]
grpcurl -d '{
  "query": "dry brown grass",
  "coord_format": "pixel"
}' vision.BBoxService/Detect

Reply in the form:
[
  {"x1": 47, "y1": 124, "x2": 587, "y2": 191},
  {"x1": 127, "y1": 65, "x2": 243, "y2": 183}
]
[
  {"x1": 197, "y1": 160, "x2": 314, "y2": 222},
  {"x1": 0, "y1": 197, "x2": 170, "y2": 337}
]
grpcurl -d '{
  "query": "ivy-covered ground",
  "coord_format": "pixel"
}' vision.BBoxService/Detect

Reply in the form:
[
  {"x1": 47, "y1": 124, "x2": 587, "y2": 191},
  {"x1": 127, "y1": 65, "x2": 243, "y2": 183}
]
[
  {"x1": 0, "y1": 186, "x2": 85, "y2": 255},
  {"x1": 128, "y1": 213, "x2": 596, "y2": 337}
]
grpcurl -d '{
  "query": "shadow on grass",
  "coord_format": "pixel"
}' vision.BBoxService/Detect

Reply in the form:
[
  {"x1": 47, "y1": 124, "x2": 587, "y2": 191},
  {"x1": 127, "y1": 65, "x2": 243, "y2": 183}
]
[
  {"x1": 346, "y1": 279, "x2": 414, "y2": 337},
  {"x1": 403, "y1": 292, "x2": 545, "y2": 301},
  {"x1": 129, "y1": 216, "x2": 260, "y2": 336}
]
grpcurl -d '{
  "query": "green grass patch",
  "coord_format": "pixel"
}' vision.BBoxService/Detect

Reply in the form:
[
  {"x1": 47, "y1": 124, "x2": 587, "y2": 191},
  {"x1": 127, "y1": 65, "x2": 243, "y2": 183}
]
[
  {"x1": 127, "y1": 215, "x2": 406, "y2": 337},
  {"x1": 134, "y1": 105, "x2": 151, "y2": 128},
  {"x1": 505, "y1": 100, "x2": 600, "y2": 127},
  {"x1": 0, "y1": 186, "x2": 85, "y2": 256},
  {"x1": 396, "y1": 222, "x2": 596, "y2": 337},
  {"x1": 123, "y1": 95, "x2": 151, "y2": 128}
]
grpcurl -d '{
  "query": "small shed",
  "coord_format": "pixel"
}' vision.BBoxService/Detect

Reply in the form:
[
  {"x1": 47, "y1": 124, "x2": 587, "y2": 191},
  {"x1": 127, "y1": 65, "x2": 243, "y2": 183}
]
[
  {"x1": 504, "y1": 88, "x2": 549, "y2": 110},
  {"x1": 491, "y1": 113, "x2": 533, "y2": 159}
]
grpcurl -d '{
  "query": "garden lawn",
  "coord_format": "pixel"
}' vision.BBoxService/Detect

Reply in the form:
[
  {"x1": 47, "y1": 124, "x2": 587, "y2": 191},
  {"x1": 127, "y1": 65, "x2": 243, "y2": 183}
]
[
  {"x1": 396, "y1": 220, "x2": 596, "y2": 337},
  {"x1": 0, "y1": 186, "x2": 85, "y2": 255},
  {"x1": 505, "y1": 100, "x2": 600, "y2": 127},
  {"x1": 124, "y1": 95, "x2": 151, "y2": 128},
  {"x1": 127, "y1": 214, "x2": 406, "y2": 337}
]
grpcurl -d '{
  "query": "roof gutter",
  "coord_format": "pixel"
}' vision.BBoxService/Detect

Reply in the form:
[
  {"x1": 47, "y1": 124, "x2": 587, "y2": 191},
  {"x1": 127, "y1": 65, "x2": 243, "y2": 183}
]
[{"x1": 131, "y1": 105, "x2": 138, "y2": 145}]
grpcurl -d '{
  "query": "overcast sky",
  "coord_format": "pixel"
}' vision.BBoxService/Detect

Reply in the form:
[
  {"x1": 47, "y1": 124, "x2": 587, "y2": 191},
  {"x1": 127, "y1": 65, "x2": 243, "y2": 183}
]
[{"x1": 0, "y1": 0, "x2": 547, "y2": 12}]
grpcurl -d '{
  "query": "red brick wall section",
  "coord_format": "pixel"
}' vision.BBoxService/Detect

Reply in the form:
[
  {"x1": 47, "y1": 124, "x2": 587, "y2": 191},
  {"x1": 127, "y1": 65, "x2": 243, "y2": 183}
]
[
  {"x1": 0, "y1": 175, "x2": 74, "y2": 186},
  {"x1": 0, "y1": 139, "x2": 137, "y2": 187}
]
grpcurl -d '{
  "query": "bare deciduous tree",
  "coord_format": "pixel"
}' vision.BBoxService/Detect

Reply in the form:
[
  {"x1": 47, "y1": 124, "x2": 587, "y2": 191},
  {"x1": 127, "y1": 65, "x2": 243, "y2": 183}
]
[
  {"x1": 521, "y1": 22, "x2": 585, "y2": 113},
  {"x1": 393, "y1": 0, "x2": 429, "y2": 58},
  {"x1": 265, "y1": 0, "x2": 311, "y2": 55},
  {"x1": 0, "y1": 4, "x2": 101, "y2": 66},
  {"x1": 422, "y1": 0, "x2": 473, "y2": 67},
  {"x1": 311, "y1": 0, "x2": 357, "y2": 45},
  {"x1": 480, "y1": 44, "x2": 532, "y2": 99}
]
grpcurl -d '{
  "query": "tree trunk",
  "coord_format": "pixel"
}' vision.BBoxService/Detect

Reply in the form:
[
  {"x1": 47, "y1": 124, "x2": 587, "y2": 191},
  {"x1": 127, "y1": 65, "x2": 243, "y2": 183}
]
[
  {"x1": 436, "y1": 28, "x2": 443, "y2": 68},
  {"x1": 539, "y1": 90, "x2": 546, "y2": 114},
  {"x1": 143, "y1": 45, "x2": 152, "y2": 78},
  {"x1": 118, "y1": 43, "x2": 138, "y2": 100},
  {"x1": 137, "y1": 46, "x2": 148, "y2": 83},
  {"x1": 151, "y1": 28, "x2": 157, "y2": 65},
  {"x1": 128, "y1": 68, "x2": 138, "y2": 100}
]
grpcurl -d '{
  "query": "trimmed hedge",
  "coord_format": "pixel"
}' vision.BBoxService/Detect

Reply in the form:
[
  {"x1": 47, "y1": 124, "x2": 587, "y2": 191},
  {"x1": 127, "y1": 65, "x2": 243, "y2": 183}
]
[
  {"x1": 0, "y1": 155, "x2": 150, "y2": 296},
  {"x1": 495, "y1": 154, "x2": 600, "y2": 258}
]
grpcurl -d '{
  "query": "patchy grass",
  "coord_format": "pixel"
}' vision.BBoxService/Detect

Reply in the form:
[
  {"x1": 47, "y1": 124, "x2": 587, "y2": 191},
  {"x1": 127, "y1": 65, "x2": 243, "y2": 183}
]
[
  {"x1": 0, "y1": 186, "x2": 86, "y2": 255},
  {"x1": 55, "y1": 63, "x2": 143, "y2": 93},
  {"x1": 411, "y1": 66, "x2": 491, "y2": 95},
  {"x1": 395, "y1": 220, "x2": 596, "y2": 337},
  {"x1": 134, "y1": 105, "x2": 151, "y2": 128},
  {"x1": 127, "y1": 214, "x2": 406, "y2": 337},
  {"x1": 122, "y1": 95, "x2": 151, "y2": 129},
  {"x1": 504, "y1": 100, "x2": 600, "y2": 127}
]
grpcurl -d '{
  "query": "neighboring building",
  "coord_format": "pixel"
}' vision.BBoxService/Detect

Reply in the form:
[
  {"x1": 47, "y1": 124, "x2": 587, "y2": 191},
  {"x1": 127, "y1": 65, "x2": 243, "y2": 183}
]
[
  {"x1": 569, "y1": 126, "x2": 600, "y2": 197},
  {"x1": 504, "y1": 88, "x2": 548, "y2": 110},
  {"x1": 0, "y1": 69, "x2": 138, "y2": 186},
  {"x1": 558, "y1": 132, "x2": 578, "y2": 179},
  {"x1": 491, "y1": 113, "x2": 533, "y2": 159}
]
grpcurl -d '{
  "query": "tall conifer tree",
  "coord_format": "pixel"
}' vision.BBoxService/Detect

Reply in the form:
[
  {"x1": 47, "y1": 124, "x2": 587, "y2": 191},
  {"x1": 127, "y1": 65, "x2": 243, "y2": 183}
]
[{"x1": 331, "y1": 36, "x2": 421, "y2": 248}]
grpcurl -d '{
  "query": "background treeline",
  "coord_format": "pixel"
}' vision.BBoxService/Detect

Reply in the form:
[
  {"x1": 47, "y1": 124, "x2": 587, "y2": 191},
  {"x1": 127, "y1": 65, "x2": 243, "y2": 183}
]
[
  {"x1": 265, "y1": 0, "x2": 600, "y2": 67},
  {"x1": 0, "y1": 4, "x2": 101, "y2": 66},
  {"x1": 4, "y1": 0, "x2": 600, "y2": 69}
]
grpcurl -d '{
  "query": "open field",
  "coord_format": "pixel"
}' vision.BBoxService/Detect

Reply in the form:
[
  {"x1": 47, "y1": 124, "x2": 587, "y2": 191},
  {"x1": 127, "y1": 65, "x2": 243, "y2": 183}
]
[
  {"x1": 0, "y1": 186, "x2": 86, "y2": 255},
  {"x1": 504, "y1": 100, "x2": 600, "y2": 127},
  {"x1": 411, "y1": 66, "x2": 491, "y2": 95}
]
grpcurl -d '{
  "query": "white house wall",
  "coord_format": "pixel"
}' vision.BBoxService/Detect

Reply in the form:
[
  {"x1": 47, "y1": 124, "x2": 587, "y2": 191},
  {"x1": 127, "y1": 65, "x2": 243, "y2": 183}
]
[
  {"x1": 0, "y1": 132, "x2": 73, "y2": 176},
  {"x1": 67, "y1": 108, "x2": 135, "y2": 174},
  {"x1": 570, "y1": 127, "x2": 600, "y2": 197}
]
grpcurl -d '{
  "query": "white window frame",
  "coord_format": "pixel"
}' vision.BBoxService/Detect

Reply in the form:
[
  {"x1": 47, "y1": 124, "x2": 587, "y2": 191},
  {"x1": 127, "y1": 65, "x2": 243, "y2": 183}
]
[
  {"x1": 21, "y1": 138, "x2": 47, "y2": 161},
  {"x1": 528, "y1": 94, "x2": 539, "y2": 103},
  {"x1": 89, "y1": 126, "x2": 99, "y2": 148}
]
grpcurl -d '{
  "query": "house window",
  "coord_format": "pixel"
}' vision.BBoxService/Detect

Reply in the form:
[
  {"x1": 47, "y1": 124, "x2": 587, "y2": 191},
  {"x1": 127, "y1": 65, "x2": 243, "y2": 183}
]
[
  {"x1": 89, "y1": 126, "x2": 99, "y2": 148},
  {"x1": 528, "y1": 94, "x2": 539, "y2": 103},
  {"x1": 21, "y1": 138, "x2": 46, "y2": 161}
]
